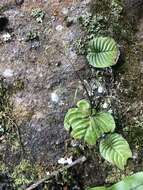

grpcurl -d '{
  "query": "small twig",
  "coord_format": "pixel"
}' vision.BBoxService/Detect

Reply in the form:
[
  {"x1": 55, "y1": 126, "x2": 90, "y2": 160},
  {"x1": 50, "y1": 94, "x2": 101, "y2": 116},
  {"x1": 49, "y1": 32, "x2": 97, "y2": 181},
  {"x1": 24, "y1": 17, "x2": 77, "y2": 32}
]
[{"x1": 25, "y1": 156, "x2": 86, "y2": 190}]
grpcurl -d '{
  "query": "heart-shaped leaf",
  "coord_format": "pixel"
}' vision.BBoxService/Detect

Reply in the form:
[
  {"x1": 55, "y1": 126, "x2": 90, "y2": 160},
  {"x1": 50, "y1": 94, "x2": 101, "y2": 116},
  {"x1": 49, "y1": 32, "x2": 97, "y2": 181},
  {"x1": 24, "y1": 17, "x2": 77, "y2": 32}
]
[
  {"x1": 100, "y1": 133, "x2": 132, "y2": 170},
  {"x1": 64, "y1": 99, "x2": 115, "y2": 145},
  {"x1": 87, "y1": 37, "x2": 120, "y2": 68}
]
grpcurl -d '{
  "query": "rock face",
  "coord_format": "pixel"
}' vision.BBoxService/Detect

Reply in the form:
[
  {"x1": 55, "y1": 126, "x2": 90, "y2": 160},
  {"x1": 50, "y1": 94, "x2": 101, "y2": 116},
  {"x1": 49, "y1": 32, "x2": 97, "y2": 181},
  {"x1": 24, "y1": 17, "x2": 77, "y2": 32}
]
[
  {"x1": 124, "y1": 0, "x2": 143, "y2": 18},
  {"x1": 0, "y1": 174, "x2": 13, "y2": 190},
  {"x1": 0, "y1": 0, "x2": 89, "y2": 167},
  {"x1": 0, "y1": 0, "x2": 143, "y2": 188},
  {"x1": 124, "y1": 0, "x2": 143, "y2": 8}
]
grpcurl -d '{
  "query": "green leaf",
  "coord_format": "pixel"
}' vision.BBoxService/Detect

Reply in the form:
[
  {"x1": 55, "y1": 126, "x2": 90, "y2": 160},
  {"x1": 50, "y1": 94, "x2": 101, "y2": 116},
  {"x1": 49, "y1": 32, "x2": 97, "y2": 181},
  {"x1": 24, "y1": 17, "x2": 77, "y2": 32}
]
[
  {"x1": 110, "y1": 172, "x2": 143, "y2": 190},
  {"x1": 77, "y1": 99, "x2": 91, "y2": 110},
  {"x1": 87, "y1": 37, "x2": 120, "y2": 68},
  {"x1": 64, "y1": 99, "x2": 115, "y2": 145},
  {"x1": 87, "y1": 172, "x2": 143, "y2": 190},
  {"x1": 99, "y1": 133, "x2": 132, "y2": 170},
  {"x1": 87, "y1": 187, "x2": 107, "y2": 190}
]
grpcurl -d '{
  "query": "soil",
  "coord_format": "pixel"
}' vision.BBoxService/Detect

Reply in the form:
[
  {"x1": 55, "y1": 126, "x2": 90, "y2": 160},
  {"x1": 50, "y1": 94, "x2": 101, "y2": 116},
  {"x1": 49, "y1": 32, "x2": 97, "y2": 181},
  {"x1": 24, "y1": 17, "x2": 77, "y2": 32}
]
[{"x1": 0, "y1": 0, "x2": 143, "y2": 189}]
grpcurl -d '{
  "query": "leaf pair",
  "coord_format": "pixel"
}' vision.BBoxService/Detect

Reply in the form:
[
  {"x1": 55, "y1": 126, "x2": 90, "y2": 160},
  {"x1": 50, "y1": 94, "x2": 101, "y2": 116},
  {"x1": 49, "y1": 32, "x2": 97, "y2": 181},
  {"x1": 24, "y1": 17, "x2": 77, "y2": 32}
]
[
  {"x1": 64, "y1": 100, "x2": 132, "y2": 170},
  {"x1": 64, "y1": 99, "x2": 115, "y2": 145}
]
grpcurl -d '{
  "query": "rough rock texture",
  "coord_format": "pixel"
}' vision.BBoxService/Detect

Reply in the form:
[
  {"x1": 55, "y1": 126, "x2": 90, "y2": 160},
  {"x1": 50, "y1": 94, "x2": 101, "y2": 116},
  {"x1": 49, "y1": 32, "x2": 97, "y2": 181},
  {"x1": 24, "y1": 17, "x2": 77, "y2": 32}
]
[
  {"x1": 124, "y1": 0, "x2": 143, "y2": 8},
  {"x1": 124, "y1": 0, "x2": 143, "y2": 18},
  {"x1": 0, "y1": 0, "x2": 90, "y2": 166},
  {"x1": 0, "y1": 0, "x2": 143, "y2": 189}
]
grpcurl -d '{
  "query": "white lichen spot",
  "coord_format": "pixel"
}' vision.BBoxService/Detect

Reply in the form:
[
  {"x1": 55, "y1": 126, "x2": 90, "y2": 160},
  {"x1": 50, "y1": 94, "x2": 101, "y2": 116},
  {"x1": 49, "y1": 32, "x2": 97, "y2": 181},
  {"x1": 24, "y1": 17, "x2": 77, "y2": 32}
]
[
  {"x1": 51, "y1": 92, "x2": 59, "y2": 103},
  {"x1": 46, "y1": 171, "x2": 50, "y2": 175},
  {"x1": 58, "y1": 158, "x2": 66, "y2": 165},
  {"x1": 2, "y1": 33, "x2": 11, "y2": 42},
  {"x1": 71, "y1": 140, "x2": 80, "y2": 147},
  {"x1": 3, "y1": 69, "x2": 13, "y2": 78},
  {"x1": 133, "y1": 152, "x2": 138, "y2": 160},
  {"x1": 55, "y1": 25, "x2": 63, "y2": 32},
  {"x1": 58, "y1": 157, "x2": 73, "y2": 165},
  {"x1": 108, "y1": 109, "x2": 113, "y2": 114},
  {"x1": 97, "y1": 86, "x2": 104, "y2": 94},
  {"x1": 62, "y1": 7, "x2": 69, "y2": 15},
  {"x1": 102, "y1": 102, "x2": 108, "y2": 109},
  {"x1": 66, "y1": 157, "x2": 73, "y2": 165}
]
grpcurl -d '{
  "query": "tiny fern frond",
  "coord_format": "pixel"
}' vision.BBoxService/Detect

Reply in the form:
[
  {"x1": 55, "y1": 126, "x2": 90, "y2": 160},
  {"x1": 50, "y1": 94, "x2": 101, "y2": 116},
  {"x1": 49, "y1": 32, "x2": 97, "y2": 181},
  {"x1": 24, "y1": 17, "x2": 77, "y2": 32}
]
[
  {"x1": 99, "y1": 133, "x2": 132, "y2": 170},
  {"x1": 64, "y1": 99, "x2": 115, "y2": 145}
]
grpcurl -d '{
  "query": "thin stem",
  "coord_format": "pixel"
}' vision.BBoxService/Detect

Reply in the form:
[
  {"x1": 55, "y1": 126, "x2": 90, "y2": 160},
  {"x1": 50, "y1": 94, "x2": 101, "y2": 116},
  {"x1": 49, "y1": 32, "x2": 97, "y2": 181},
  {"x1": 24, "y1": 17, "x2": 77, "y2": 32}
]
[{"x1": 25, "y1": 156, "x2": 86, "y2": 190}]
